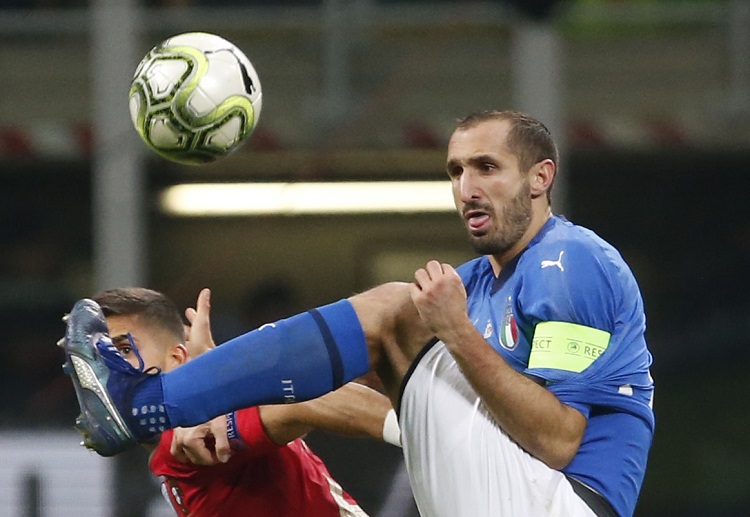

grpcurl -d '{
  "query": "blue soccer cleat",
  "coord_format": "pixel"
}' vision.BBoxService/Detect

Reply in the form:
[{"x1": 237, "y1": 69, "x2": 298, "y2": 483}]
[{"x1": 60, "y1": 298, "x2": 157, "y2": 456}]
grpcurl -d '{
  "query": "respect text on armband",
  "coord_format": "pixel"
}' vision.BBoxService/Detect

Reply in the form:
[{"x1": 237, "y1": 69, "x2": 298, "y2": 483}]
[
  {"x1": 529, "y1": 322, "x2": 611, "y2": 373},
  {"x1": 226, "y1": 411, "x2": 247, "y2": 452}
]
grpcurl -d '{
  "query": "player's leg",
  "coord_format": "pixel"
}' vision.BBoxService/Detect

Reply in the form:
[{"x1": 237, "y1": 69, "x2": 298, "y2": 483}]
[
  {"x1": 61, "y1": 282, "x2": 423, "y2": 455},
  {"x1": 348, "y1": 282, "x2": 433, "y2": 405},
  {"x1": 161, "y1": 296, "x2": 371, "y2": 427},
  {"x1": 400, "y1": 351, "x2": 600, "y2": 517},
  {"x1": 165, "y1": 281, "x2": 430, "y2": 423}
]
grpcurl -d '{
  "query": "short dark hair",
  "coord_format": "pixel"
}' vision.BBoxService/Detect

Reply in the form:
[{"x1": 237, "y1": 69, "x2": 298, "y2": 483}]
[
  {"x1": 456, "y1": 110, "x2": 559, "y2": 200},
  {"x1": 93, "y1": 287, "x2": 185, "y2": 343}
]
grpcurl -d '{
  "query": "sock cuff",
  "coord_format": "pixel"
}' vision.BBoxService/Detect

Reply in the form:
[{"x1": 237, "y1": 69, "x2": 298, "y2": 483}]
[
  {"x1": 130, "y1": 374, "x2": 169, "y2": 441},
  {"x1": 311, "y1": 299, "x2": 369, "y2": 388}
]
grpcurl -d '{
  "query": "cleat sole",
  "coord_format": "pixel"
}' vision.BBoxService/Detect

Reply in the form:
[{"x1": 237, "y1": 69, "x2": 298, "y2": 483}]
[{"x1": 61, "y1": 299, "x2": 138, "y2": 457}]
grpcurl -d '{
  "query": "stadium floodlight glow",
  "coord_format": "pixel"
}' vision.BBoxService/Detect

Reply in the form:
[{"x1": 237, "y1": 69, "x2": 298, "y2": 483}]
[{"x1": 159, "y1": 181, "x2": 456, "y2": 216}]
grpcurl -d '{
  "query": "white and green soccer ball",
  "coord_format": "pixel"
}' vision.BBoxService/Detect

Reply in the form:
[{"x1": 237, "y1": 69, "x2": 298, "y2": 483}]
[{"x1": 129, "y1": 32, "x2": 262, "y2": 165}]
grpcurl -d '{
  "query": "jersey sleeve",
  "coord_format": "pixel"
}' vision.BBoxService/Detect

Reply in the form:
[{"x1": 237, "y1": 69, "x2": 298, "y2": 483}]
[
  {"x1": 227, "y1": 406, "x2": 284, "y2": 458},
  {"x1": 519, "y1": 239, "x2": 618, "y2": 341},
  {"x1": 517, "y1": 238, "x2": 653, "y2": 420},
  {"x1": 149, "y1": 406, "x2": 283, "y2": 478}
]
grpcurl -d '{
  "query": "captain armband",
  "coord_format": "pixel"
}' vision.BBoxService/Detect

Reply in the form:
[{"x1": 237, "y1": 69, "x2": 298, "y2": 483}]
[
  {"x1": 226, "y1": 412, "x2": 246, "y2": 452},
  {"x1": 528, "y1": 321, "x2": 611, "y2": 373}
]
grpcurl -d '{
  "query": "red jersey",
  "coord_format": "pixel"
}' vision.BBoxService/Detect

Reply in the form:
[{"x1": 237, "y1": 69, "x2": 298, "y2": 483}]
[{"x1": 149, "y1": 407, "x2": 368, "y2": 517}]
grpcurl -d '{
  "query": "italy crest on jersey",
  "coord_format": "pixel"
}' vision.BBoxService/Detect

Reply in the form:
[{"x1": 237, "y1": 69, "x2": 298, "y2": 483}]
[{"x1": 499, "y1": 296, "x2": 518, "y2": 350}]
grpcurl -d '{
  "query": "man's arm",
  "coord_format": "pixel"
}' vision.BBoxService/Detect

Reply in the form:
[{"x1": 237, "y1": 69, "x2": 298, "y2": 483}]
[
  {"x1": 409, "y1": 260, "x2": 586, "y2": 470},
  {"x1": 170, "y1": 381, "x2": 397, "y2": 465},
  {"x1": 258, "y1": 381, "x2": 395, "y2": 446},
  {"x1": 170, "y1": 382, "x2": 400, "y2": 465}
]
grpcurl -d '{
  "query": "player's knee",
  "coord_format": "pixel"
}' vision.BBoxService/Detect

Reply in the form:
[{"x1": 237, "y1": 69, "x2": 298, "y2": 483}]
[
  {"x1": 349, "y1": 282, "x2": 411, "y2": 347},
  {"x1": 350, "y1": 282, "x2": 435, "y2": 366}
]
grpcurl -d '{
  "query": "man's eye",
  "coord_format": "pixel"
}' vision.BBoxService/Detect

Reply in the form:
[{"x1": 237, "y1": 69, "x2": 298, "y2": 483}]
[{"x1": 118, "y1": 346, "x2": 133, "y2": 355}]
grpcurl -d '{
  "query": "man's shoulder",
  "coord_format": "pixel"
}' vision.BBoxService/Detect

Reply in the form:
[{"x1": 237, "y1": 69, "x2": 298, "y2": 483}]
[
  {"x1": 518, "y1": 218, "x2": 639, "y2": 306},
  {"x1": 537, "y1": 216, "x2": 613, "y2": 253},
  {"x1": 526, "y1": 217, "x2": 626, "y2": 274}
]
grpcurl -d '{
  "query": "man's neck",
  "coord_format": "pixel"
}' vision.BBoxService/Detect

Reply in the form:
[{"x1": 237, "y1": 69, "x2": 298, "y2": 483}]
[{"x1": 489, "y1": 207, "x2": 552, "y2": 276}]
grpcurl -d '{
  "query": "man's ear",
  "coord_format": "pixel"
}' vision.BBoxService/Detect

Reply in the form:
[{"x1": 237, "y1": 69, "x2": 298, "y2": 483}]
[
  {"x1": 168, "y1": 343, "x2": 189, "y2": 368},
  {"x1": 530, "y1": 159, "x2": 555, "y2": 199}
]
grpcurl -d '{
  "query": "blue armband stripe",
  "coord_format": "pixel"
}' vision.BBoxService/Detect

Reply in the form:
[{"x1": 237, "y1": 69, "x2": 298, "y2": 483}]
[{"x1": 309, "y1": 308, "x2": 345, "y2": 390}]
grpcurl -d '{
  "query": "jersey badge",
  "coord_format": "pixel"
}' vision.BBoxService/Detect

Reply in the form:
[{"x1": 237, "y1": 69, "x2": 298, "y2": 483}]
[{"x1": 498, "y1": 296, "x2": 518, "y2": 350}]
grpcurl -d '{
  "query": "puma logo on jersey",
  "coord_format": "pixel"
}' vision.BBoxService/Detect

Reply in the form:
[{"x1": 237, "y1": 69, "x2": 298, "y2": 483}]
[{"x1": 541, "y1": 250, "x2": 565, "y2": 271}]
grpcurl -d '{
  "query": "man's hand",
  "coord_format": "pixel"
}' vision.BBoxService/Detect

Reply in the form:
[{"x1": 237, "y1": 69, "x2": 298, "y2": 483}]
[
  {"x1": 408, "y1": 261, "x2": 472, "y2": 345},
  {"x1": 170, "y1": 415, "x2": 232, "y2": 465},
  {"x1": 184, "y1": 288, "x2": 215, "y2": 357}
]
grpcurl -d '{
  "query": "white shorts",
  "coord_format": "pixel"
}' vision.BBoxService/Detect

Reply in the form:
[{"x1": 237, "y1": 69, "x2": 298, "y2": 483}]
[{"x1": 399, "y1": 341, "x2": 598, "y2": 517}]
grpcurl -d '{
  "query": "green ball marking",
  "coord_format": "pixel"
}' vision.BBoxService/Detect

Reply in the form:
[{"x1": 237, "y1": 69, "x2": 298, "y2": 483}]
[{"x1": 128, "y1": 81, "x2": 150, "y2": 144}]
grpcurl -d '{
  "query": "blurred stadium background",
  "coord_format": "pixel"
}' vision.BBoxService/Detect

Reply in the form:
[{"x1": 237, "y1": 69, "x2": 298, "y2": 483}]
[{"x1": 1, "y1": 0, "x2": 749, "y2": 515}]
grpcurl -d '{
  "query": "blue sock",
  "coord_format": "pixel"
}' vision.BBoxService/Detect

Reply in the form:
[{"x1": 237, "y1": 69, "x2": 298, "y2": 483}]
[
  {"x1": 155, "y1": 298, "x2": 369, "y2": 428},
  {"x1": 129, "y1": 375, "x2": 169, "y2": 440}
]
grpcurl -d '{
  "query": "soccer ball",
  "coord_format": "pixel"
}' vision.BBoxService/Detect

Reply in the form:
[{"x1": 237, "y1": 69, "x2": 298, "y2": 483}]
[{"x1": 128, "y1": 32, "x2": 262, "y2": 165}]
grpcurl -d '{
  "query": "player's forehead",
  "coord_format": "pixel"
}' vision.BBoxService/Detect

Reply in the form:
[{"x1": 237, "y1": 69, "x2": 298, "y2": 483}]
[
  {"x1": 105, "y1": 314, "x2": 152, "y2": 349},
  {"x1": 446, "y1": 119, "x2": 515, "y2": 165}
]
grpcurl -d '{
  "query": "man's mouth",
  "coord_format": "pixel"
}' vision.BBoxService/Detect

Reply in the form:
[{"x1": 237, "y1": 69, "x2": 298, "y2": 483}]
[{"x1": 464, "y1": 209, "x2": 491, "y2": 232}]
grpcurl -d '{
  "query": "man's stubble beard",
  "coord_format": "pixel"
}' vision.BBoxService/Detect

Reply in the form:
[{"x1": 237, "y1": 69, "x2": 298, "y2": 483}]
[{"x1": 467, "y1": 180, "x2": 532, "y2": 256}]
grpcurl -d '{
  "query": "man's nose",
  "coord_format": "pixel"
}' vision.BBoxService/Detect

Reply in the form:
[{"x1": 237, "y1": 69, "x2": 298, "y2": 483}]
[{"x1": 458, "y1": 172, "x2": 479, "y2": 202}]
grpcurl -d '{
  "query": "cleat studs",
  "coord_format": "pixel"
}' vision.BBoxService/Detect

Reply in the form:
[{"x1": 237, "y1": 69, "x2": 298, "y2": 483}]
[
  {"x1": 75, "y1": 414, "x2": 88, "y2": 433},
  {"x1": 62, "y1": 314, "x2": 70, "y2": 323},
  {"x1": 56, "y1": 338, "x2": 66, "y2": 348}
]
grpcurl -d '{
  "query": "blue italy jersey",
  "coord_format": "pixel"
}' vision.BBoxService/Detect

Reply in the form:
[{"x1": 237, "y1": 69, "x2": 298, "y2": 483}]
[{"x1": 456, "y1": 215, "x2": 655, "y2": 517}]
